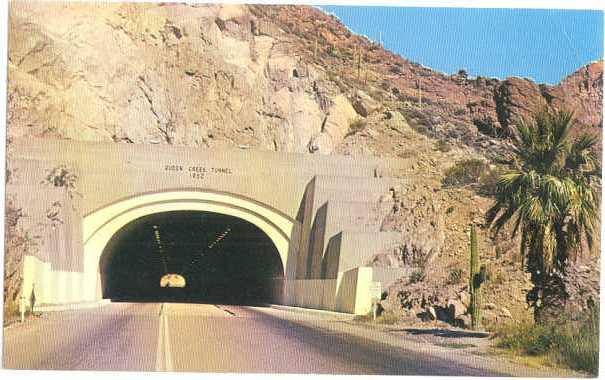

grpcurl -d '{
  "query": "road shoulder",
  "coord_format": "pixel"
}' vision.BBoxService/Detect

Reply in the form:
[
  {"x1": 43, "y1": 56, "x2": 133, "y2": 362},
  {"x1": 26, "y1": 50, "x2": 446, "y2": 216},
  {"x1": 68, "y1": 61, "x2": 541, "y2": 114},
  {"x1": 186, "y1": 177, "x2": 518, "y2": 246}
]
[{"x1": 260, "y1": 305, "x2": 581, "y2": 377}]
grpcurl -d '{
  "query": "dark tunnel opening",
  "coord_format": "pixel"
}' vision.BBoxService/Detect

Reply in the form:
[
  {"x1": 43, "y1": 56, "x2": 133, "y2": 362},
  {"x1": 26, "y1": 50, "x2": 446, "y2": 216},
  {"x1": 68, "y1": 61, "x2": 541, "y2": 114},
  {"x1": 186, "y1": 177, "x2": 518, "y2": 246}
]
[{"x1": 99, "y1": 211, "x2": 284, "y2": 305}]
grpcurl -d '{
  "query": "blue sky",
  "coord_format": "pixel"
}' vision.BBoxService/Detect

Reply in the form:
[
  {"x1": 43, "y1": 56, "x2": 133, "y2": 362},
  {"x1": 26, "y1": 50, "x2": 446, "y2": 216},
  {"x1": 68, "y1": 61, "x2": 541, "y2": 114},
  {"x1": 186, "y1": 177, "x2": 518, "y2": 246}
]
[{"x1": 321, "y1": 6, "x2": 603, "y2": 84}]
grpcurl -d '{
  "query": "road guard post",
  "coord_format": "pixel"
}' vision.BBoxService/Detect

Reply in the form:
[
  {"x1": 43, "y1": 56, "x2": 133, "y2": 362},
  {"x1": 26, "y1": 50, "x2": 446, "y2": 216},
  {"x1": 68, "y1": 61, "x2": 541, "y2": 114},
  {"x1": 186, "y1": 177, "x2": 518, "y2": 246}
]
[
  {"x1": 19, "y1": 295, "x2": 26, "y2": 323},
  {"x1": 369, "y1": 282, "x2": 382, "y2": 321}
]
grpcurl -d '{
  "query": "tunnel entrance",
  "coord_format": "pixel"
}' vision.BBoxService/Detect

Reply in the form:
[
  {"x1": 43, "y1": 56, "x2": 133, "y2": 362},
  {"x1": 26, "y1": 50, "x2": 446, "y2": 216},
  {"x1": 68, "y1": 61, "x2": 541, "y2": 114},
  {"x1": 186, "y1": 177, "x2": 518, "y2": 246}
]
[{"x1": 99, "y1": 210, "x2": 284, "y2": 305}]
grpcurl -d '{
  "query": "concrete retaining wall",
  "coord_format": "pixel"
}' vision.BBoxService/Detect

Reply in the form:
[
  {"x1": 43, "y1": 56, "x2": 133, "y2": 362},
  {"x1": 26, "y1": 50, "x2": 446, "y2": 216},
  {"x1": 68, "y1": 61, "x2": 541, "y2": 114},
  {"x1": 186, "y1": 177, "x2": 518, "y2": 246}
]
[{"x1": 285, "y1": 267, "x2": 374, "y2": 314}]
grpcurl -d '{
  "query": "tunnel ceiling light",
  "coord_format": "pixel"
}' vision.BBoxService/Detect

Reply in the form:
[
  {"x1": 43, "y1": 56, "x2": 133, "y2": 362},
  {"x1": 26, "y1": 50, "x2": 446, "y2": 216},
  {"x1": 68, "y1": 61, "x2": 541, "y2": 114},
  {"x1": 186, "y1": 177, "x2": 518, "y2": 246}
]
[{"x1": 207, "y1": 227, "x2": 232, "y2": 250}]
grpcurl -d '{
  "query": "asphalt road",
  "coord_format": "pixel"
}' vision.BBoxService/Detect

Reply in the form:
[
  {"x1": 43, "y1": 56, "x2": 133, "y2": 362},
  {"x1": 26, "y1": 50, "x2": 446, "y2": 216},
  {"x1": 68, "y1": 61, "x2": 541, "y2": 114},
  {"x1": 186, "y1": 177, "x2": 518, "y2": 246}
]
[{"x1": 2, "y1": 302, "x2": 539, "y2": 375}]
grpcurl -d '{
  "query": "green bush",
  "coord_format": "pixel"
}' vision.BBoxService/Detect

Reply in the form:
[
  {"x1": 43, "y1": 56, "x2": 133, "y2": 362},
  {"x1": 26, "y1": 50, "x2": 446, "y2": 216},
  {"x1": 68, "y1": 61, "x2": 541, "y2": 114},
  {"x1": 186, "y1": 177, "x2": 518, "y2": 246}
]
[
  {"x1": 446, "y1": 267, "x2": 463, "y2": 284},
  {"x1": 495, "y1": 307, "x2": 599, "y2": 375},
  {"x1": 496, "y1": 320, "x2": 557, "y2": 355},
  {"x1": 442, "y1": 159, "x2": 488, "y2": 187},
  {"x1": 478, "y1": 165, "x2": 504, "y2": 196},
  {"x1": 409, "y1": 270, "x2": 425, "y2": 284},
  {"x1": 328, "y1": 47, "x2": 340, "y2": 58},
  {"x1": 554, "y1": 308, "x2": 599, "y2": 375},
  {"x1": 377, "y1": 310, "x2": 400, "y2": 324},
  {"x1": 435, "y1": 139, "x2": 452, "y2": 152},
  {"x1": 454, "y1": 107, "x2": 467, "y2": 116}
]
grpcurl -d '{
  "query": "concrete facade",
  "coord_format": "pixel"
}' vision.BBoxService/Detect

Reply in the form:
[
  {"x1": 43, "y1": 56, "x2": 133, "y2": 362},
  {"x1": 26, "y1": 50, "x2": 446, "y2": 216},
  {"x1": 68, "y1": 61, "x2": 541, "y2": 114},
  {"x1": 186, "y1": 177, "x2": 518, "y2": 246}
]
[{"x1": 9, "y1": 138, "x2": 408, "y2": 314}]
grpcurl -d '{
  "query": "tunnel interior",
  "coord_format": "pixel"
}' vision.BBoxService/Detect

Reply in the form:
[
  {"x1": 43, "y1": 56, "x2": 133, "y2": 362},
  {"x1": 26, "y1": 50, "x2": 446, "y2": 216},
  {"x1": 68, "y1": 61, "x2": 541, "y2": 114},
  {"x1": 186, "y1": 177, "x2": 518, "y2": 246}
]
[{"x1": 100, "y1": 210, "x2": 284, "y2": 305}]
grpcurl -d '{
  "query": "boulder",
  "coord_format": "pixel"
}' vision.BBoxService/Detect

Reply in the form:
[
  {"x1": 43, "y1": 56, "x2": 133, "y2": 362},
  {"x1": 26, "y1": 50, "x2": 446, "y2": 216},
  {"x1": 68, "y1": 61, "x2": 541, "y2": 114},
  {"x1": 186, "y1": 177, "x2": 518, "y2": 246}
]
[
  {"x1": 352, "y1": 90, "x2": 380, "y2": 117},
  {"x1": 455, "y1": 314, "x2": 472, "y2": 329},
  {"x1": 427, "y1": 306, "x2": 437, "y2": 320},
  {"x1": 447, "y1": 299, "x2": 467, "y2": 320}
]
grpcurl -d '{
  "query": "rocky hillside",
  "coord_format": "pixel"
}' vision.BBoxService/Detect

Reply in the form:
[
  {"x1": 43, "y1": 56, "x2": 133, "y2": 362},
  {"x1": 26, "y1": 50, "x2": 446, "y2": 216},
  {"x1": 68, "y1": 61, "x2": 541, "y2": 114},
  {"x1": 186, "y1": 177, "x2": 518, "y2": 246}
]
[
  {"x1": 259, "y1": 5, "x2": 603, "y2": 147},
  {"x1": 7, "y1": 2, "x2": 601, "y2": 327},
  {"x1": 8, "y1": 3, "x2": 603, "y2": 154}
]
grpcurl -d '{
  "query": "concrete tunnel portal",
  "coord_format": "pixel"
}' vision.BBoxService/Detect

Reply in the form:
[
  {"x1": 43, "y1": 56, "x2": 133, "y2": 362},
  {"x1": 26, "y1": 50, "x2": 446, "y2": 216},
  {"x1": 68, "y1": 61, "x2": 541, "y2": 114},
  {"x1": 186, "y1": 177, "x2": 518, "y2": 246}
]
[
  {"x1": 99, "y1": 211, "x2": 284, "y2": 305},
  {"x1": 14, "y1": 139, "x2": 396, "y2": 314}
]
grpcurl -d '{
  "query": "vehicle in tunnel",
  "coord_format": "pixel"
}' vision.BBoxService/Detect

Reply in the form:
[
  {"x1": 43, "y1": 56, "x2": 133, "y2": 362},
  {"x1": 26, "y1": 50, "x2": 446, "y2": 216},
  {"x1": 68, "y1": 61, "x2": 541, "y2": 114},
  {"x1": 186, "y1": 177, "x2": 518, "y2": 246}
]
[
  {"x1": 98, "y1": 210, "x2": 284, "y2": 305},
  {"x1": 160, "y1": 273, "x2": 186, "y2": 288}
]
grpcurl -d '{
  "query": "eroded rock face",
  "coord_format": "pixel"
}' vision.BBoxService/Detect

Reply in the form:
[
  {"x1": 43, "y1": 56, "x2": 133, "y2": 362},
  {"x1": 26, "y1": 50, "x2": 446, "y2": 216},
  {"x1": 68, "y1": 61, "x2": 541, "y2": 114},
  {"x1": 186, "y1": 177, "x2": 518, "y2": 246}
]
[
  {"x1": 308, "y1": 95, "x2": 358, "y2": 154},
  {"x1": 8, "y1": 3, "x2": 602, "y2": 155},
  {"x1": 7, "y1": 2, "x2": 356, "y2": 154},
  {"x1": 258, "y1": 6, "x2": 602, "y2": 151},
  {"x1": 547, "y1": 62, "x2": 604, "y2": 128},
  {"x1": 494, "y1": 77, "x2": 544, "y2": 133},
  {"x1": 379, "y1": 184, "x2": 445, "y2": 268}
]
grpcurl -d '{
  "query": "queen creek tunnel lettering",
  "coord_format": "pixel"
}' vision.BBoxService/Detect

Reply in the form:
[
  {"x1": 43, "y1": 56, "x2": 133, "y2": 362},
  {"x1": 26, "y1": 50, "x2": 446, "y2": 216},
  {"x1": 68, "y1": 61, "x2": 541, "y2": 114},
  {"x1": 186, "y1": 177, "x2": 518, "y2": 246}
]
[{"x1": 99, "y1": 211, "x2": 284, "y2": 305}]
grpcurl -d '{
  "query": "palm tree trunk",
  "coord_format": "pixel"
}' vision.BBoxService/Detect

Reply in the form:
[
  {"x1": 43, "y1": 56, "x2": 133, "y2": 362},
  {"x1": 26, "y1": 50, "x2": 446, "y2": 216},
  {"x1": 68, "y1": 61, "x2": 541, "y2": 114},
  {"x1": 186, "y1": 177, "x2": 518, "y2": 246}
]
[{"x1": 533, "y1": 271, "x2": 568, "y2": 323}]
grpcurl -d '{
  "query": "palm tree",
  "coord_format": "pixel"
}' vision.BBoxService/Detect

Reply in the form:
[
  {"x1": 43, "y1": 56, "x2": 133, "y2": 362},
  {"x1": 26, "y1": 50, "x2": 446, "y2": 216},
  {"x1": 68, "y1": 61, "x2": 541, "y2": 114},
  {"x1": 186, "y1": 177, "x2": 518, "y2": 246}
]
[{"x1": 486, "y1": 107, "x2": 600, "y2": 322}]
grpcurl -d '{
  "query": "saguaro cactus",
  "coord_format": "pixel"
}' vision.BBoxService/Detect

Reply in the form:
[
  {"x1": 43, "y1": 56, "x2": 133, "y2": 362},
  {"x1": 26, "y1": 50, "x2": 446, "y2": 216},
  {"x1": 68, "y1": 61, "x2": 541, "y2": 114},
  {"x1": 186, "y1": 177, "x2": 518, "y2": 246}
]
[
  {"x1": 417, "y1": 79, "x2": 422, "y2": 109},
  {"x1": 354, "y1": 45, "x2": 362, "y2": 80},
  {"x1": 469, "y1": 224, "x2": 485, "y2": 330}
]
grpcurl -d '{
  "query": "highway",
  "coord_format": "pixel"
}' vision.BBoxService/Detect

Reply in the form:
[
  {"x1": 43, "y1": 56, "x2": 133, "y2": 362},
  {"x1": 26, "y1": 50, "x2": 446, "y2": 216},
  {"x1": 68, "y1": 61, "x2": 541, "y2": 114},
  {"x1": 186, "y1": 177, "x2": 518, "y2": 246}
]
[{"x1": 3, "y1": 302, "x2": 542, "y2": 375}]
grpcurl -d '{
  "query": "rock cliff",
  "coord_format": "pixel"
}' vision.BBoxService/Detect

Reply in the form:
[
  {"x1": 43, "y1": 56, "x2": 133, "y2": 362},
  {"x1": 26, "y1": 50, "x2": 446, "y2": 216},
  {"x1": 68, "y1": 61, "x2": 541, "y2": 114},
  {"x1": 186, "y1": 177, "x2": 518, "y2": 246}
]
[{"x1": 8, "y1": 3, "x2": 603, "y2": 155}]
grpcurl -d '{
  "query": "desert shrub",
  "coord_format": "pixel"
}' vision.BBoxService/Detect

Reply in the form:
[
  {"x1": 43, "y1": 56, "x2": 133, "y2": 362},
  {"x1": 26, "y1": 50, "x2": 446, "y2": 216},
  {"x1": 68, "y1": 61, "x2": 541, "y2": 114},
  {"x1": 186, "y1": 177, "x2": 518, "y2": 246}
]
[
  {"x1": 496, "y1": 320, "x2": 555, "y2": 355},
  {"x1": 377, "y1": 310, "x2": 400, "y2": 324},
  {"x1": 42, "y1": 165, "x2": 80, "y2": 200},
  {"x1": 327, "y1": 47, "x2": 340, "y2": 58},
  {"x1": 446, "y1": 267, "x2": 463, "y2": 285},
  {"x1": 495, "y1": 307, "x2": 599, "y2": 375},
  {"x1": 4, "y1": 198, "x2": 39, "y2": 321},
  {"x1": 409, "y1": 270, "x2": 425, "y2": 284},
  {"x1": 442, "y1": 159, "x2": 488, "y2": 187},
  {"x1": 435, "y1": 139, "x2": 452, "y2": 152},
  {"x1": 478, "y1": 166, "x2": 504, "y2": 196},
  {"x1": 491, "y1": 271, "x2": 505, "y2": 286},
  {"x1": 553, "y1": 307, "x2": 599, "y2": 375},
  {"x1": 454, "y1": 107, "x2": 467, "y2": 116}
]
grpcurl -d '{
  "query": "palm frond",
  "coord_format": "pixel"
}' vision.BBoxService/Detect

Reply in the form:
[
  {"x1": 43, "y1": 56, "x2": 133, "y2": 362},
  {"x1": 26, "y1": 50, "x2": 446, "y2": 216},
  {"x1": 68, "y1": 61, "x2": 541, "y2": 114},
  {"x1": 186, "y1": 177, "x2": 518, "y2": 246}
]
[{"x1": 485, "y1": 106, "x2": 600, "y2": 277}]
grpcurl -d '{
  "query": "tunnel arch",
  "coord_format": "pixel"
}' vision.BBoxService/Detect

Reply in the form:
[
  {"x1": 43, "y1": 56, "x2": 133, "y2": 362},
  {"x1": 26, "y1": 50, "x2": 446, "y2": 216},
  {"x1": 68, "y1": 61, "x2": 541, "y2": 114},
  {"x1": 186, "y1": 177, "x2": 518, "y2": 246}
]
[
  {"x1": 81, "y1": 190, "x2": 299, "y2": 302},
  {"x1": 99, "y1": 210, "x2": 285, "y2": 303}
]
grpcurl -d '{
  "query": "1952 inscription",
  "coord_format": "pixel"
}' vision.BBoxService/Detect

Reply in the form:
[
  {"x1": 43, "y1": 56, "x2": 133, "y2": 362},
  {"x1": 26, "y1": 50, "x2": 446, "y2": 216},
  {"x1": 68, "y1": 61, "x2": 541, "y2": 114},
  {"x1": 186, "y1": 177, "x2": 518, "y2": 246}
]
[{"x1": 164, "y1": 164, "x2": 232, "y2": 180}]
